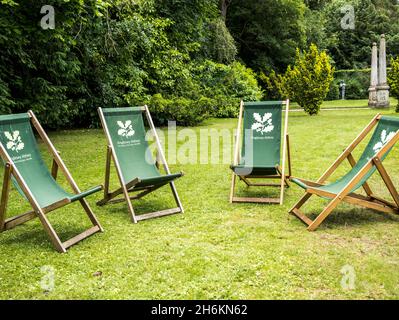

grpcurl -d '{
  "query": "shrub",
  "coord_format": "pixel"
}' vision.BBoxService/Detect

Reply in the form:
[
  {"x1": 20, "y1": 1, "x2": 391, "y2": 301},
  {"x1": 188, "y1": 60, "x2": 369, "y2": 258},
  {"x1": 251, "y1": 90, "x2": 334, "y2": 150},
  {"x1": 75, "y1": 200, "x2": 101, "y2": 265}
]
[
  {"x1": 325, "y1": 80, "x2": 340, "y2": 100},
  {"x1": 192, "y1": 60, "x2": 262, "y2": 117},
  {"x1": 258, "y1": 70, "x2": 285, "y2": 100},
  {"x1": 148, "y1": 94, "x2": 210, "y2": 126},
  {"x1": 226, "y1": 62, "x2": 263, "y2": 101},
  {"x1": 284, "y1": 44, "x2": 334, "y2": 115},
  {"x1": 344, "y1": 77, "x2": 368, "y2": 100},
  {"x1": 388, "y1": 57, "x2": 399, "y2": 112},
  {"x1": 211, "y1": 95, "x2": 240, "y2": 118},
  {"x1": 327, "y1": 69, "x2": 369, "y2": 100}
]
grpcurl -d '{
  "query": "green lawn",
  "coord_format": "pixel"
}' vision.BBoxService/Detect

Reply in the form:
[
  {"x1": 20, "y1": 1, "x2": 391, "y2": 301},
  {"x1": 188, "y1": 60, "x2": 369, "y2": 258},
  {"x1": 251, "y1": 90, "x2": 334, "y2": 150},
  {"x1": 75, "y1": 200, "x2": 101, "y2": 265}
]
[{"x1": 1, "y1": 106, "x2": 399, "y2": 299}]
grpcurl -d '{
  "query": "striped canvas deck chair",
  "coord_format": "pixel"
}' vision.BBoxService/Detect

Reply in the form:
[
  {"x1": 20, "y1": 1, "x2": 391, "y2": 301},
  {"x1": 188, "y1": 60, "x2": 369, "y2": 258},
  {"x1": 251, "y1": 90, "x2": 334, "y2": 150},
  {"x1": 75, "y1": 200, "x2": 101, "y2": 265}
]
[
  {"x1": 230, "y1": 100, "x2": 291, "y2": 204},
  {"x1": 97, "y1": 106, "x2": 184, "y2": 223},
  {"x1": 0, "y1": 111, "x2": 103, "y2": 253},
  {"x1": 290, "y1": 114, "x2": 399, "y2": 231}
]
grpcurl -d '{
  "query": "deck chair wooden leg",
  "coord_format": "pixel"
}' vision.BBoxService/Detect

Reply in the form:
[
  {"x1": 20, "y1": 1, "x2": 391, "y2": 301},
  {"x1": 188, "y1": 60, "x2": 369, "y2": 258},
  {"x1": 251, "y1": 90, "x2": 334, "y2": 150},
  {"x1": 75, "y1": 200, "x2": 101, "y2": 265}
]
[
  {"x1": 35, "y1": 209, "x2": 66, "y2": 253},
  {"x1": 289, "y1": 190, "x2": 315, "y2": 226},
  {"x1": 279, "y1": 173, "x2": 285, "y2": 205},
  {"x1": 284, "y1": 176, "x2": 290, "y2": 187},
  {"x1": 121, "y1": 185, "x2": 137, "y2": 223},
  {"x1": 276, "y1": 167, "x2": 290, "y2": 187},
  {"x1": 289, "y1": 192, "x2": 313, "y2": 214},
  {"x1": 286, "y1": 134, "x2": 292, "y2": 178},
  {"x1": 0, "y1": 163, "x2": 12, "y2": 232},
  {"x1": 373, "y1": 157, "x2": 399, "y2": 207},
  {"x1": 103, "y1": 146, "x2": 112, "y2": 200},
  {"x1": 79, "y1": 199, "x2": 104, "y2": 232},
  {"x1": 279, "y1": 101, "x2": 289, "y2": 205},
  {"x1": 229, "y1": 173, "x2": 237, "y2": 203},
  {"x1": 274, "y1": 167, "x2": 287, "y2": 205},
  {"x1": 307, "y1": 195, "x2": 342, "y2": 231},
  {"x1": 347, "y1": 152, "x2": 373, "y2": 197},
  {"x1": 169, "y1": 181, "x2": 184, "y2": 213},
  {"x1": 240, "y1": 176, "x2": 251, "y2": 187}
]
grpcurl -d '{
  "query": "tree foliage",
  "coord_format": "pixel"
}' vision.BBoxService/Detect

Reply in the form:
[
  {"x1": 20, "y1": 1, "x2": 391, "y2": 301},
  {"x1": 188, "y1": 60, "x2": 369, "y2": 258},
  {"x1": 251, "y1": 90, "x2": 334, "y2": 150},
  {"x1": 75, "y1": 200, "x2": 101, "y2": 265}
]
[
  {"x1": 260, "y1": 44, "x2": 334, "y2": 115},
  {"x1": 0, "y1": 0, "x2": 258, "y2": 127},
  {"x1": 2, "y1": 0, "x2": 399, "y2": 126},
  {"x1": 321, "y1": 0, "x2": 399, "y2": 69},
  {"x1": 226, "y1": 0, "x2": 307, "y2": 72},
  {"x1": 281, "y1": 44, "x2": 334, "y2": 115},
  {"x1": 226, "y1": 0, "x2": 399, "y2": 72},
  {"x1": 388, "y1": 57, "x2": 399, "y2": 112}
]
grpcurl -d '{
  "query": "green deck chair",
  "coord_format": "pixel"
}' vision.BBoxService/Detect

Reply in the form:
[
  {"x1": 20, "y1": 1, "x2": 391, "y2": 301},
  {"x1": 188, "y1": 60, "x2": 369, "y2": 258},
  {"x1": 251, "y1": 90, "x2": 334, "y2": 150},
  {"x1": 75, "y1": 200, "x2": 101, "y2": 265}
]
[
  {"x1": 97, "y1": 106, "x2": 184, "y2": 223},
  {"x1": 0, "y1": 111, "x2": 103, "y2": 253},
  {"x1": 229, "y1": 100, "x2": 291, "y2": 204},
  {"x1": 290, "y1": 114, "x2": 399, "y2": 231}
]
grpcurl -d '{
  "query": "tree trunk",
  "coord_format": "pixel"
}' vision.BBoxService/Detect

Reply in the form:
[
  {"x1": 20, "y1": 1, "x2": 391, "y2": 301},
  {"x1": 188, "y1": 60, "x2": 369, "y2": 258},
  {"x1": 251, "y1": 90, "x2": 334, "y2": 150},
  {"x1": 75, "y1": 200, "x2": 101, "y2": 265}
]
[{"x1": 220, "y1": 0, "x2": 231, "y2": 20}]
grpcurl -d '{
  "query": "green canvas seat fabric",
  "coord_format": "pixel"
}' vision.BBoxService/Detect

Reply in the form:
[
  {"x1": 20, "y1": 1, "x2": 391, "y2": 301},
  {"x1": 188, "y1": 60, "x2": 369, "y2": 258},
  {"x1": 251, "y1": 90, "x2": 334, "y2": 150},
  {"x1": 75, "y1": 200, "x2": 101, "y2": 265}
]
[
  {"x1": 133, "y1": 173, "x2": 183, "y2": 189},
  {"x1": 231, "y1": 101, "x2": 282, "y2": 175},
  {"x1": 102, "y1": 107, "x2": 182, "y2": 186},
  {"x1": 0, "y1": 113, "x2": 101, "y2": 208},
  {"x1": 230, "y1": 165, "x2": 278, "y2": 176},
  {"x1": 292, "y1": 116, "x2": 399, "y2": 195}
]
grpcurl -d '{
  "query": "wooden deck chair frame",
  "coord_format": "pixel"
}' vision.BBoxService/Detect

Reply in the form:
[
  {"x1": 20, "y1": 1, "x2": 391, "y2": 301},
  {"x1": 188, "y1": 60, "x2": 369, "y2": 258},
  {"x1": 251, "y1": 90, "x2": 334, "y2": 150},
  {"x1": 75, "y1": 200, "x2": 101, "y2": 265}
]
[
  {"x1": 97, "y1": 105, "x2": 184, "y2": 223},
  {"x1": 289, "y1": 114, "x2": 399, "y2": 231},
  {"x1": 0, "y1": 111, "x2": 103, "y2": 253},
  {"x1": 229, "y1": 99, "x2": 291, "y2": 205}
]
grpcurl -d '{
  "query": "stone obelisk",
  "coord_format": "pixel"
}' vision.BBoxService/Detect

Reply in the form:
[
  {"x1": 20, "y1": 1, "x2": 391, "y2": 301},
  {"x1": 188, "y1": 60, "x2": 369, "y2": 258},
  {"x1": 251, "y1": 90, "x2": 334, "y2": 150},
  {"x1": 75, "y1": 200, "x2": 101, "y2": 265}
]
[
  {"x1": 368, "y1": 42, "x2": 378, "y2": 107},
  {"x1": 376, "y1": 34, "x2": 390, "y2": 108}
]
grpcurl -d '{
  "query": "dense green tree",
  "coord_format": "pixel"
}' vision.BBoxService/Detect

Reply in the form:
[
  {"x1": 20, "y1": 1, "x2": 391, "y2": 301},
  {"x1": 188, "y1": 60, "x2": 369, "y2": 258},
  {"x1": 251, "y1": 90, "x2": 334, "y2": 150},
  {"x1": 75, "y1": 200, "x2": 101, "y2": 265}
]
[
  {"x1": 303, "y1": 6, "x2": 327, "y2": 48},
  {"x1": 304, "y1": 0, "x2": 331, "y2": 9},
  {"x1": 322, "y1": 0, "x2": 399, "y2": 69},
  {"x1": 226, "y1": 0, "x2": 307, "y2": 72},
  {"x1": 153, "y1": 0, "x2": 237, "y2": 63},
  {"x1": 0, "y1": 0, "x2": 106, "y2": 127}
]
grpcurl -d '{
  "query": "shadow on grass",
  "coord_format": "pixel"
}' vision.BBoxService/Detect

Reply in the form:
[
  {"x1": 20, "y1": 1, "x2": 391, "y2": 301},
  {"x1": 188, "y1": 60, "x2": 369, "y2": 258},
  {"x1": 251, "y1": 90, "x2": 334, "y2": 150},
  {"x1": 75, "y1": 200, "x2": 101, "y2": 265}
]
[
  {"x1": 0, "y1": 225, "x2": 95, "y2": 252},
  {"x1": 305, "y1": 207, "x2": 399, "y2": 230},
  {"x1": 100, "y1": 196, "x2": 178, "y2": 219},
  {"x1": 234, "y1": 184, "x2": 284, "y2": 198}
]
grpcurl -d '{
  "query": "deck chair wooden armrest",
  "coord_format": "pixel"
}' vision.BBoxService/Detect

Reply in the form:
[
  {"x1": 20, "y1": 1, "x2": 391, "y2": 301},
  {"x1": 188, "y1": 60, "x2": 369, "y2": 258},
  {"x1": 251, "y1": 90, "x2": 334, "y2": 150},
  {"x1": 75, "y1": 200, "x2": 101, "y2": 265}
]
[
  {"x1": 290, "y1": 114, "x2": 399, "y2": 231},
  {"x1": 39, "y1": 185, "x2": 103, "y2": 214},
  {"x1": 0, "y1": 112, "x2": 103, "y2": 253},
  {"x1": 290, "y1": 177, "x2": 324, "y2": 189},
  {"x1": 69, "y1": 185, "x2": 103, "y2": 202}
]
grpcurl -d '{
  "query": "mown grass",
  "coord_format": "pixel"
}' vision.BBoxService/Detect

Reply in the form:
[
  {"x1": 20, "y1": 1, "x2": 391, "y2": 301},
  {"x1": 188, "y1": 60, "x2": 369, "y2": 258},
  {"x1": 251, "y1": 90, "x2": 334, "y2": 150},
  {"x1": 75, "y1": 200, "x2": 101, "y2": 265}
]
[{"x1": 1, "y1": 104, "x2": 399, "y2": 299}]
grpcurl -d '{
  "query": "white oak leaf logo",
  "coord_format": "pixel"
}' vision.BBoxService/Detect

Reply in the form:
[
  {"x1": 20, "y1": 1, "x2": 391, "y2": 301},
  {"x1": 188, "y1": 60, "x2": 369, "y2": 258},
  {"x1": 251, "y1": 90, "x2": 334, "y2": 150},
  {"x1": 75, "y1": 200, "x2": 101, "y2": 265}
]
[
  {"x1": 373, "y1": 129, "x2": 397, "y2": 154},
  {"x1": 4, "y1": 130, "x2": 24, "y2": 153},
  {"x1": 117, "y1": 120, "x2": 135, "y2": 138},
  {"x1": 251, "y1": 112, "x2": 274, "y2": 134}
]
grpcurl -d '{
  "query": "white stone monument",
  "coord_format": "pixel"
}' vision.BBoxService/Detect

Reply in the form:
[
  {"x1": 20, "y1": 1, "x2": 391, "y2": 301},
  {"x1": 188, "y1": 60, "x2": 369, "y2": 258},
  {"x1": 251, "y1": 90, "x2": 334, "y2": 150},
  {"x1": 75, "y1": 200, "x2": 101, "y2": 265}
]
[
  {"x1": 368, "y1": 42, "x2": 378, "y2": 107},
  {"x1": 375, "y1": 34, "x2": 390, "y2": 108}
]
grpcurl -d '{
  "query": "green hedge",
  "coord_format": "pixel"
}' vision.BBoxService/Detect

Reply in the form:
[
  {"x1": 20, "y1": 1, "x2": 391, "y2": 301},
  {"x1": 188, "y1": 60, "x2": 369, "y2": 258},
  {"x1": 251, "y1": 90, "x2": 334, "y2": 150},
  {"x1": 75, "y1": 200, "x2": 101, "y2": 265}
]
[{"x1": 326, "y1": 69, "x2": 370, "y2": 100}]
